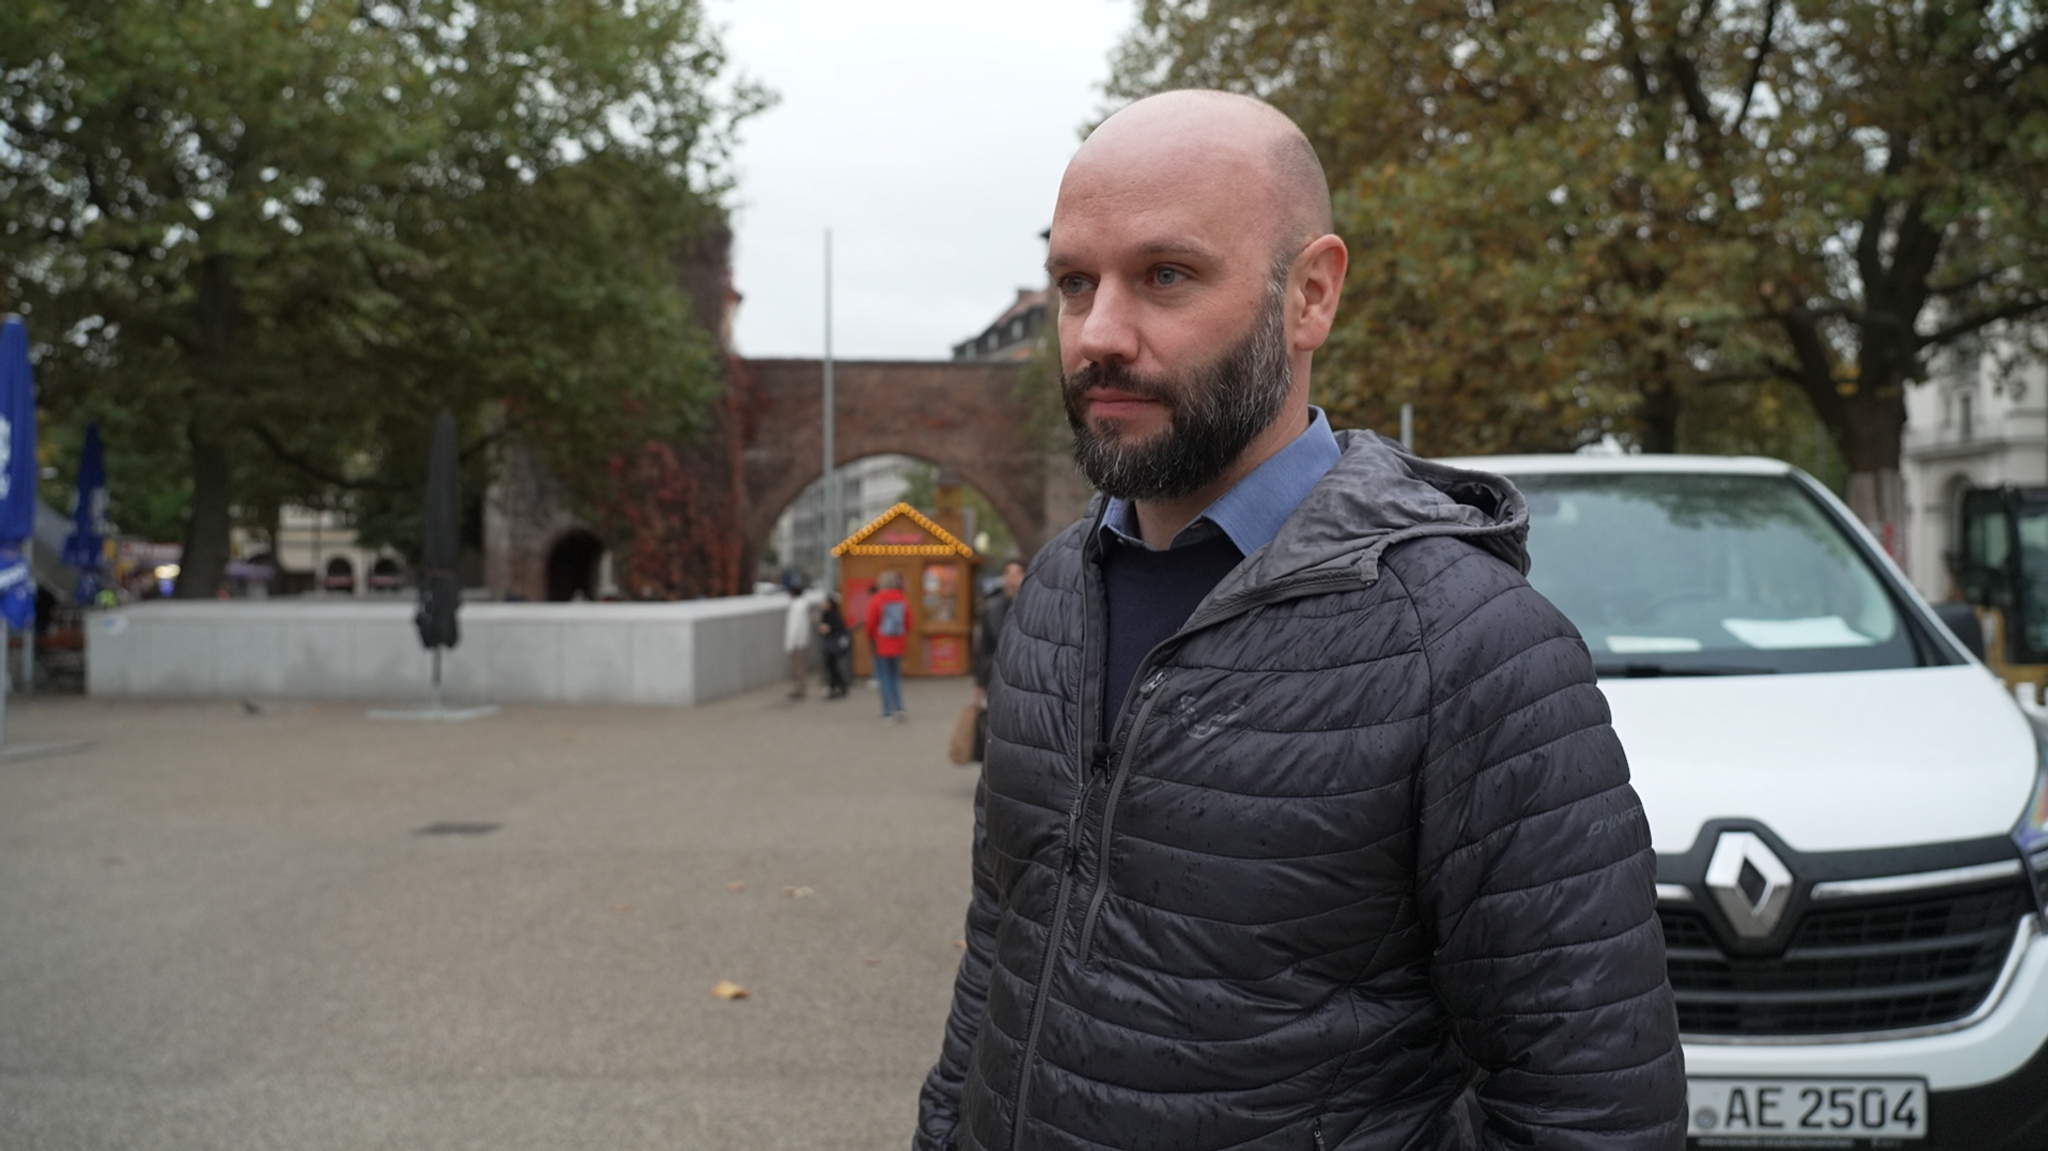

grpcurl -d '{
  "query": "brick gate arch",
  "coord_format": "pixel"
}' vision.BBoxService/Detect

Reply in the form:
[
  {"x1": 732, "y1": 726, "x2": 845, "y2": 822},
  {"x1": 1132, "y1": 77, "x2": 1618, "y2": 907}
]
[{"x1": 740, "y1": 359, "x2": 1059, "y2": 562}]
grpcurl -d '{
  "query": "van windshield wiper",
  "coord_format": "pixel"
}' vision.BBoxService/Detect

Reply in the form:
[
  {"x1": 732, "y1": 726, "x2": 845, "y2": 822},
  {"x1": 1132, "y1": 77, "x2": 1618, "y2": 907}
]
[{"x1": 1592, "y1": 662, "x2": 1777, "y2": 678}]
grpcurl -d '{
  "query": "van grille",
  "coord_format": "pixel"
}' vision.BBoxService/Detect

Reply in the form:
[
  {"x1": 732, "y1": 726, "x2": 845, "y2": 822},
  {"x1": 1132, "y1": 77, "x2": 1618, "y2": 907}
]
[{"x1": 1660, "y1": 881, "x2": 2034, "y2": 1036}]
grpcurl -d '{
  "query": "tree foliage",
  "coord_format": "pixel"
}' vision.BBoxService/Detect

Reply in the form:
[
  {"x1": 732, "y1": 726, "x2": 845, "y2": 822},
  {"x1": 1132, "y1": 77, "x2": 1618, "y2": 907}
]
[
  {"x1": 1112, "y1": 0, "x2": 2048, "y2": 526},
  {"x1": 2, "y1": 0, "x2": 768, "y2": 594}
]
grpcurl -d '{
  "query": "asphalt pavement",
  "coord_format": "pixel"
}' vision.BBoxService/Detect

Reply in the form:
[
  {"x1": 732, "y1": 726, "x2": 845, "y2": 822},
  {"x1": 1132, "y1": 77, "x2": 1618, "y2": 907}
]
[{"x1": 0, "y1": 676, "x2": 985, "y2": 1150}]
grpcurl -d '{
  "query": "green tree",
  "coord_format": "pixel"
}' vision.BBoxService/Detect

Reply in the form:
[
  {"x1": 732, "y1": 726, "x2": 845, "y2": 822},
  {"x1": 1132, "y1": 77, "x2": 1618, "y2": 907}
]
[
  {"x1": 1113, "y1": 1, "x2": 2048, "y2": 537},
  {"x1": 2, "y1": 0, "x2": 767, "y2": 595}
]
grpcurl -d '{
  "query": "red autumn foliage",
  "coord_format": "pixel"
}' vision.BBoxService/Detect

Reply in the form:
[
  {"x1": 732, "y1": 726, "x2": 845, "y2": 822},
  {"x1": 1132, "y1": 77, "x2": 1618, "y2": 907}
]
[{"x1": 593, "y1": 354, "x2": 761, "y2": 599}]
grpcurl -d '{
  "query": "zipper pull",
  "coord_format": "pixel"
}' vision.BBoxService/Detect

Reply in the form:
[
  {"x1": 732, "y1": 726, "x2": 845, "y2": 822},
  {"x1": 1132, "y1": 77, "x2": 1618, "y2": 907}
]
[
  {"x1": 1140, "y1": 671, "x2": 1164, "y2": 696},
  {"x1": 1311, "y1": 1118, "x2": 1326, "y2": 1151},
  {"x1": 1089, "y1": 740, "x2": 1112, "y2": 776}
]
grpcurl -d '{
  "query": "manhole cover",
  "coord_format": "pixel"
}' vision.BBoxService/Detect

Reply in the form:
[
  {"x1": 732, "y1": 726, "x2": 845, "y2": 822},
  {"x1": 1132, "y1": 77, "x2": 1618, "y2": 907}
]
[{"x1": 414, "y1": 821, "x2": 501, "y2": 836}]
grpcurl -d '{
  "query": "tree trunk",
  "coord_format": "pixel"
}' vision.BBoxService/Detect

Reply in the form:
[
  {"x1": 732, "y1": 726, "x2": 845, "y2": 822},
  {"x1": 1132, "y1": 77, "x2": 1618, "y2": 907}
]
[
  {"x1": 1837, "y1": 381, "x2": 1910, "y2": 561},
  {"x1": 175, "y1": 252, "x2": 241, "y2": 599},
  {"x1": 1636, "y1": 376, "x2": 1680, "y2": 453},
  {"x1": 1781, "y1": 301, "x2": 1913, "y2": 559},
  {"x1": 175, "y1": 413, "x2": 233, "y2": 598}
]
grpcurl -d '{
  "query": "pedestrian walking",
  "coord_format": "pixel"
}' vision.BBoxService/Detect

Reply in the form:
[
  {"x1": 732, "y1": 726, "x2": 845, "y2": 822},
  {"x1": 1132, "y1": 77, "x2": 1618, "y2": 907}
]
[
  {"x1": 970, "y1": 558, "x2": 1025, "y2": 709},
  {"x1": 913, "y1": 90, "x2": 1683, "y2": 1151},
  {"x1": 815, "y1": 592, "x2": 852, "y2": 699},
  {"x1": 864, "y1": 570, "x2": 909, "y2": 722},
  {"x1": 782, "y1": 584, "x2": 811, "y2": 700}
]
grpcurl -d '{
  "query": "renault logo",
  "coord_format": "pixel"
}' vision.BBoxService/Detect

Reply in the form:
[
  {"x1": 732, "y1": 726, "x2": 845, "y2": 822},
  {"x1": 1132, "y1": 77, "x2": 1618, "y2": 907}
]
[{"x1": 1705, "y1": 831, "x2": 1794, "y2": 939}]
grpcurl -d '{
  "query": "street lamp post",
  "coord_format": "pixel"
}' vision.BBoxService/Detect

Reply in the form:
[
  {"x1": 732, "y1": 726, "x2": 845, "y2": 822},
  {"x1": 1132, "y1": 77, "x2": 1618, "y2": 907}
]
[{"x1": 822, "y1": 230, "x2": 842, "y2": 588}]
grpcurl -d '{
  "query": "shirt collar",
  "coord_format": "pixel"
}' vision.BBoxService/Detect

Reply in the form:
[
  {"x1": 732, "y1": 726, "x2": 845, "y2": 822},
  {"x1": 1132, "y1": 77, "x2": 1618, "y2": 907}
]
[{"x1": 1099, "y1": 406, "x2": 1341, "y2": 554}]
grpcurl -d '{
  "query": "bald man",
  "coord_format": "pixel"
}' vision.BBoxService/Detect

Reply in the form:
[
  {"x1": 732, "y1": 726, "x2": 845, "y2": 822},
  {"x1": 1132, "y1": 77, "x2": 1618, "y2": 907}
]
[{"x1": 914, "y1": 92, "x2": 1684, "y2": 1151}]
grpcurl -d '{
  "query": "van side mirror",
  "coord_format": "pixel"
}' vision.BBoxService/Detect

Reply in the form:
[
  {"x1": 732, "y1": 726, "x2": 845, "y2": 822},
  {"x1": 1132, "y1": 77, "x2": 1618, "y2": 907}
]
[{"x1": 1933, "y1": 602, "x2": 1986, "y2": 662}]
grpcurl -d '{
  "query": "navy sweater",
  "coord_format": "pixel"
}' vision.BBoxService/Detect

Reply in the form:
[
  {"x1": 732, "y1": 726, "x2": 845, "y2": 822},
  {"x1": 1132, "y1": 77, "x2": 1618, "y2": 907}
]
[{"x1": 1097, "y1": 530, "x2": 1244, "y2": 739}]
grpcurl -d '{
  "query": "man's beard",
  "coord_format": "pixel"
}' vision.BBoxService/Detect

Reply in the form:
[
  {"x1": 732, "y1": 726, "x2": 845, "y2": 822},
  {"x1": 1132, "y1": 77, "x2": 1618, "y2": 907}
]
[{"x1": 1062, "y1": 287, "x2": 1293, "y2": 503}]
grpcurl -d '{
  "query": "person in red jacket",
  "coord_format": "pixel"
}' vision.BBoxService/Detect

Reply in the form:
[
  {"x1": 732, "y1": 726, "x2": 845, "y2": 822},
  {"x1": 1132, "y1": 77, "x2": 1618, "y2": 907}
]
[{"x1": 863, "y1": 569, "x2": 910, "y2": 722}]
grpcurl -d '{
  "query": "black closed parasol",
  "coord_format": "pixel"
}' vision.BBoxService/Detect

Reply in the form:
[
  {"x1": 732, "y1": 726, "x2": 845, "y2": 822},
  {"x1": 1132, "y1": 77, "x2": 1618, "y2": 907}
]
[
  {"x1": 371, "y1": 410, "x2": 494, "y2": 721},
  {"x1": 415, "y1": 411, "x2": 462, "y2": 686}
]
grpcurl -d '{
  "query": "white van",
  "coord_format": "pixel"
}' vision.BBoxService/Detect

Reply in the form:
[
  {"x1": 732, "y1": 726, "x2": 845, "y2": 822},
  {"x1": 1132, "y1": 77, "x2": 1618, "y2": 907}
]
[{"x1": 1453, "y1": 453, "x2": 2048, "y2": 1149}]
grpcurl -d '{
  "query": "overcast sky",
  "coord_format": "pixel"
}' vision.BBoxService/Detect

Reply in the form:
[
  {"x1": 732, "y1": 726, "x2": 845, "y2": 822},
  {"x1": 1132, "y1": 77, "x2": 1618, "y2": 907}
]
[{"x1": 710, "y1": 0, "x2": 1136, "y2": 360}]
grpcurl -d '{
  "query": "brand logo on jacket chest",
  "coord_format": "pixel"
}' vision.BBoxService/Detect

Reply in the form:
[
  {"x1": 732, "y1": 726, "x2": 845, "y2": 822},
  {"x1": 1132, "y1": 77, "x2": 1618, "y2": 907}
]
[{"x1": 1173, "y1": 694, "x2": 1247, "y2": 740}]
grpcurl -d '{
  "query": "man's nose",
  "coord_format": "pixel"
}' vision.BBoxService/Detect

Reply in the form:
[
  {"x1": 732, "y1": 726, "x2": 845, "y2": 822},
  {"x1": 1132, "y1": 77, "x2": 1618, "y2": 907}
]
[{"x1": 1072, "y1": 281, "x2": 1140, "y2": 367}]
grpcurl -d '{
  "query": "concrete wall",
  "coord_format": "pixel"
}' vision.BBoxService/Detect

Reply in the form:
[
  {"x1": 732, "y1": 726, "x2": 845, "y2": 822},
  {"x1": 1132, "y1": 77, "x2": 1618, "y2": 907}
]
[{"x1": 85, "y1": 597, "x2": 793, "y2": 707}]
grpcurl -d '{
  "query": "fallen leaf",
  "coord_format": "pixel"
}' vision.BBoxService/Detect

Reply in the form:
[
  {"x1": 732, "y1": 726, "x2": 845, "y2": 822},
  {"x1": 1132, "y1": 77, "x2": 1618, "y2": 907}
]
[
  {"x1": 783, "y1": 885, "x2": 815, "y2": 899},
  {"x1": 727, "y1": 881, "x2": 746, "y2": 893},
  {"x1": 863, "y1": 956, "x2": 880, "y2": 965},
  {"x1": 710, "y1": 980, "x2": 750, "y2": 1000},
  {"x1": 953, "y1": 939, "x2": 967, "y2": 950},
  {"x1": 611, "y1": 903, "x2": 632, "y2": 913}
]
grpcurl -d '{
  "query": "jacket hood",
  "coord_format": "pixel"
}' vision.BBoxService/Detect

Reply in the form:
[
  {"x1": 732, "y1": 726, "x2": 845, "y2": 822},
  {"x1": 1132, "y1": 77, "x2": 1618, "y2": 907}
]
[{"x1": 1205, "y1": 430, "x2": 1530, "y2": 605}]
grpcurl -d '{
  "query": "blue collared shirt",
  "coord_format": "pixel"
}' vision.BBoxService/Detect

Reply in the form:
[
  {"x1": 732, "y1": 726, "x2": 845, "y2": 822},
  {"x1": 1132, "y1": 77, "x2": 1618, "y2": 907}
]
[{"x1": 1099, "y1": 406, "x2": 1342, "y2": 555}]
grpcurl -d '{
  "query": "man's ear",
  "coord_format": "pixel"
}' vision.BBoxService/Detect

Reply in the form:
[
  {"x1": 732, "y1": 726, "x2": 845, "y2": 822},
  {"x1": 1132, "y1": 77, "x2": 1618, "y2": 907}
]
[{"x1": 1288, "y1": 234, "x2": 1348, "y2": 353}]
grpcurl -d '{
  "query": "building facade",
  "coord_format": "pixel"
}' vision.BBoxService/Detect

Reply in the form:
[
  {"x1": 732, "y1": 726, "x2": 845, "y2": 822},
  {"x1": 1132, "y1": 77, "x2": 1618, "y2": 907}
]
[
  {"x1": 1901, "y1": 337, "x2": 2048, "y2": 602},
  {"x1": 951, "y1": 287, "x2": 1049, "y2": 363}
]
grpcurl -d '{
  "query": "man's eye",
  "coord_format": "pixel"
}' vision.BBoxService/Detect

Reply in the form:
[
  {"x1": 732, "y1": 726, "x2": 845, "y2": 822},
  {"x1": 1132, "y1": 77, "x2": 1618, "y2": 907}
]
[
  {"x1": 1153, "y1": 267, "x2": 1182, "y2": 286},
  {"x1": 1060, "y1": 275, "x2": 1091, "y2": 295}
]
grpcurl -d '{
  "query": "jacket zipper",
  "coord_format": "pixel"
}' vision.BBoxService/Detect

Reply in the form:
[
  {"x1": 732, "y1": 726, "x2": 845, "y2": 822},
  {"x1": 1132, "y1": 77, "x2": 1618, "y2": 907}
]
[
  {"x1": 1008, "y1": 755, "x2": 1100, "y2": 1148},
  {"x1": 1076, "y1": 668, "x2": 1167, "y2": 961},
  {"x1": 1007, "y1": 523, "x2": 1111, "y2": 1151},
  {"x1": 1071, "y1": 570, "x2": 1363, "y2": 965},
  {"x1": 1006, "y1": 534, "x2": 1365, "y2": 1150},
  {"x1": 1006, "y1": 814, "x2": 1084, "y2": 1151},
  {"x1": 1312, "y1": 1117, "x2": 1327, "y2": 1150}
]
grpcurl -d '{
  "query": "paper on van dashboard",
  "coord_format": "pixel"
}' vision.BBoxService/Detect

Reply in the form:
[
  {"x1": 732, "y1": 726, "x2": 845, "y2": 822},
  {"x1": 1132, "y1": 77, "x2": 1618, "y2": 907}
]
[
  {"x1": 1605, "y1": 636, "x2": 1704, "y2": 653},
  {"x1": 1721, "y1": 616, "x2": 1876, "y2": 649}
]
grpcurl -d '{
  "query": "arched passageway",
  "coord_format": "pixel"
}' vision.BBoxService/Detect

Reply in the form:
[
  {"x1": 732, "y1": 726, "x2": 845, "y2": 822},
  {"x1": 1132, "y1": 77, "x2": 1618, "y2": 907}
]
[
  {"x1": 482, "y1": 358, "x2": 1089, "y2": 602},
  {"x1": 323, "y1": 557, "x2": 355, "y2": 594},
  {"x1": 740, "y1": 359, "x2": 1076, "y2": 569},
  {"x1": 764, "y1": 454, "x2": 1022, "y2": 583},
  {"x1": 545, "y1": 530, "x2": 606, "y2": 602}
]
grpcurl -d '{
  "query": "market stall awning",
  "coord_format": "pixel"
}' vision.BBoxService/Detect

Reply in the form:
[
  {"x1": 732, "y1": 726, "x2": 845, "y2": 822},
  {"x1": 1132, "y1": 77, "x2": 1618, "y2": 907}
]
[{"x1": 831, "y1": 502, "x2": 977, "y2": 559}]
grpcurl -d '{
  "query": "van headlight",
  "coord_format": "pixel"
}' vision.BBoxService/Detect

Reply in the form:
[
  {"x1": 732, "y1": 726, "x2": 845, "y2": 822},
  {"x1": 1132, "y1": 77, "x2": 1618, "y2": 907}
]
[{"x1": 2019, "y1": 760, "x2": 2048, "y2": 915}]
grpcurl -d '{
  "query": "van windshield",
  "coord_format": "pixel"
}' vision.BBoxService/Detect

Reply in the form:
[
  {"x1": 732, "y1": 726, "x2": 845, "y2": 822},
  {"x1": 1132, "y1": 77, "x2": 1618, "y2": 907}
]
[{"x1": 1514, "y1": 472, "x2": 1920, "y2": 676}]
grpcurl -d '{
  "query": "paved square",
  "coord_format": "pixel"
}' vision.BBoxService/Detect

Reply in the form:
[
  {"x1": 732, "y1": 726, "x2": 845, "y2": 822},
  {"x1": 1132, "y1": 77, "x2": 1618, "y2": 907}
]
[{"x1": 0, "y1": 677, "x2": 983, "y2": 1150}]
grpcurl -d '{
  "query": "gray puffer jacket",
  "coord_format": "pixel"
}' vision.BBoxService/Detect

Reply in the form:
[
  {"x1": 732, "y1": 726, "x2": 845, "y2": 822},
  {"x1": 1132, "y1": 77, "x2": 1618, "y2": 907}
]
[{"x1": 914, "y1": 431, "x2": 1684, "y2": 1151}]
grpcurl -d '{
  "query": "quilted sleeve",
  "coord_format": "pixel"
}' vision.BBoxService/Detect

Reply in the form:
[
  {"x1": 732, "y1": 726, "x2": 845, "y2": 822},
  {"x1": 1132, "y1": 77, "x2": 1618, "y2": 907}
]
[
  {"x1": 1398, "y1": 541, "x2": 1686, "y2": 1150},
  {"x1": 913, "y1": 776, "x2": 1002, "y2": 1151}
]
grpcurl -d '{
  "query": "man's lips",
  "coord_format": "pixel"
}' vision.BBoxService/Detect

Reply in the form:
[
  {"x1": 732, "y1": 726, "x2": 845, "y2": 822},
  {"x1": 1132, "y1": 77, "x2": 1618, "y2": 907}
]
[{"x1": 1085, "y1": 389, "x2": 1163, "y2": 420}]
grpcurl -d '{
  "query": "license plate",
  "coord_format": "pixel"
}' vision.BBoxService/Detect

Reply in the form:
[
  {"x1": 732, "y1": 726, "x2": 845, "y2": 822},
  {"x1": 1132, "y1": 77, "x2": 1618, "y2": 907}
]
[{"x1": 1687, "y1": 1078, "x2": 1927, "y2": 1141}]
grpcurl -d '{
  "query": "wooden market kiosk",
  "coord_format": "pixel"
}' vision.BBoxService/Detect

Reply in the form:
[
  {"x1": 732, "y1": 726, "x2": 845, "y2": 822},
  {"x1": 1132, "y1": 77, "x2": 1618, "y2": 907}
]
[{"x1": 832, "y1": 501, "x2": 979, "y2": 678}]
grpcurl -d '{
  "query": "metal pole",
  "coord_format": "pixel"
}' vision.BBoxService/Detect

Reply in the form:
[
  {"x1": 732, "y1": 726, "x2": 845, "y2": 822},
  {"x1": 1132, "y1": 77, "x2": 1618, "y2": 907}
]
[
  {"x1": 1400, "y1": 403, "x2": 1414, "y2": 451},
  {"x1": 822, "y1": 229, "x2": 840, "y2": 588},
  {"x1": 19, "y1": 537, "x2": 31, "y2": 697}
]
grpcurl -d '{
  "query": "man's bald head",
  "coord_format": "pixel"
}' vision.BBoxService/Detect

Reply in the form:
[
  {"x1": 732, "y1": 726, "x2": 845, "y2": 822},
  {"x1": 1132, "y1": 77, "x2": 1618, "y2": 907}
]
[
  {"x1": 1047, "y1": 87, "x2": 1350, "y2": 533},
  {"x1": 1074, "y1": 90, "x2": 1333, "y2": 258}
]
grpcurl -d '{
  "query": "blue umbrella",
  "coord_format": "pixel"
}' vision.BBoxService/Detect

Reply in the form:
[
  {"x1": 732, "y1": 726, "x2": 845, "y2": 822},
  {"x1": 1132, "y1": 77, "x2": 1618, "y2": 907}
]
[
  {"x1": 62, "y1": 423, "x2": 107, "y2": 603},
  {"x1": 0, "y1": 317, "x2": 38, "y2": 630}
]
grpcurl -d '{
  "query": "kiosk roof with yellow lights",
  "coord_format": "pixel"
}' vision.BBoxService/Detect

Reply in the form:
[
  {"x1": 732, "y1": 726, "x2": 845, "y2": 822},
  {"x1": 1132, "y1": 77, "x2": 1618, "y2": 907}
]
[{"x1": 831, "y1": 503, "x2": 977, "y2": 559}]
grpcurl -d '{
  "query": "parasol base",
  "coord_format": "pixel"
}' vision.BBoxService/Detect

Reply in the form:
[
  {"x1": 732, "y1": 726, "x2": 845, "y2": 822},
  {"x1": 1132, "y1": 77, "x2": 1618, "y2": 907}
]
[
  {"x1": 0, "y1": 740, "x2": 92, "y2": 763},
  {"x1": 366, "y1": 705, "x2": 500, "y2": 723}
]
